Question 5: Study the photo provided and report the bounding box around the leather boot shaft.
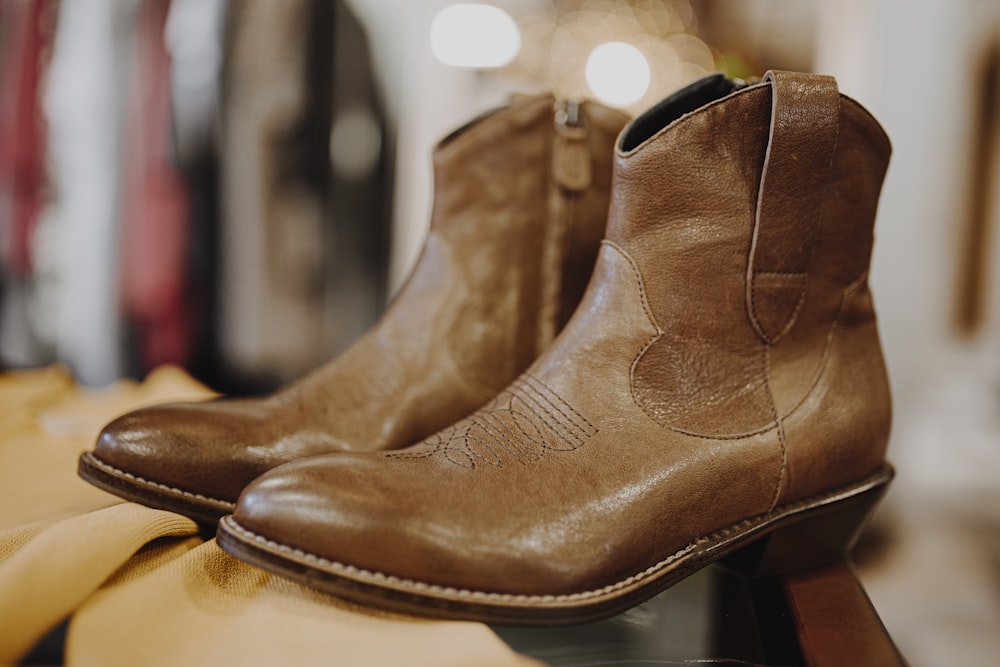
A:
[610,72,892,504]
[289,94,629,448]
[79,94,629,520]
[419,95,625,396]
[220,71,897,623]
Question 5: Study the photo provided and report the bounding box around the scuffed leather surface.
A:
[93,95,629,502]
[234,71,893,597]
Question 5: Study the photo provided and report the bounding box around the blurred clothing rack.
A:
[0,0,393,392]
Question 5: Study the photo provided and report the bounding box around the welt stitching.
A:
[85,455,234,509]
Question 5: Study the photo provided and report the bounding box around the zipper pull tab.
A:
[552,98,591,192]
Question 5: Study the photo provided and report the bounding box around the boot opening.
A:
[620,73,744,152]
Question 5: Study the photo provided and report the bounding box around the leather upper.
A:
[232,71,893,596]
[92,95,629,503]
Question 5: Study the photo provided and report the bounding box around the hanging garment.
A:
[118,0,193,372]
[42,0,134,385]
[0,0,53,277]
[0,0,57,369]
[218,0,391,388]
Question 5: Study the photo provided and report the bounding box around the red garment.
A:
[0,0,55,276]
[119,0,193,370]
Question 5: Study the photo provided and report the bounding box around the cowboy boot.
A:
[218,71,894,625]
[78,94,630,523]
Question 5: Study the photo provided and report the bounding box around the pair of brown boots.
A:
[79,71,894,625]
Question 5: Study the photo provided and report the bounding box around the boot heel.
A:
[721,475,890,578]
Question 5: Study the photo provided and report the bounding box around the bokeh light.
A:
[504,0,715,112]
[585,42,651,106]
[430,3,521,69]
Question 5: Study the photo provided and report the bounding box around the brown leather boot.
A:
[78,95,629,523]
[218,71,895,625]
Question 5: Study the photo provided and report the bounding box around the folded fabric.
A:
[0,365,211,661]
[69,538,538,667]
[0,504,199,663]
[0,365,539,666]
[0,365,215,531]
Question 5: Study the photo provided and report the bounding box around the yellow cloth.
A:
[0,365,212,662]
[0,504,198,663]
[0,365,216,530]
[0,367,539,667]
[70,540,534,667]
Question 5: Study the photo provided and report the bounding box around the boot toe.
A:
[230,453,597,596]
[91,402,264,503]
[94,406,193,481]
[233,455,397,558]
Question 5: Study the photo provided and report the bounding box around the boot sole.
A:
[216,464,893,625]
[77,451,234,525]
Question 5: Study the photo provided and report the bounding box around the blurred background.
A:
[1,0,999,664]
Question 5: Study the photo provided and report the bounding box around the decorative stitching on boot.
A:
[611,236,855,443]
[609,239,779,441]
[386,375,596,468]
[523,373,595,432]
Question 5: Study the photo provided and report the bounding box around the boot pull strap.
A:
[747,70,840,344]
